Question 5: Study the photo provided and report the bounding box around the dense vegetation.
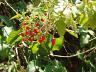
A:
[0,0,96,72]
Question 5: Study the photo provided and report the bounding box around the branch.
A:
[22,41,29,48]
[50,46,96,58]
[5,0,17,13]
[89,37,96,42]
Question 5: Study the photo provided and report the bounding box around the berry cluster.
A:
[20,23,45,43]
[19,13,47,43]
[19,12,56,45]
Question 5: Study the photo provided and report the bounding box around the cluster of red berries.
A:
[19,13,56,45]
[20,21,46,43]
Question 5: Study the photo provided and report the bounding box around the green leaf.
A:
[85,12,96,29]
[51,36,64,51]
[0,44,10,60]
[52,45,60,51]
[6,30,20,44]
[56,17,66,36]
[87,30,95,36]
[0,22,4,27]
[0,15,14,27]
[8,62,16,72]
[44,60,67,72]
[12,36,22,45]
[48,36,64,51]
[10,13,22,20]
[0,35,2,44]
[80,34,90,47]
[66,29,78,38]
[55,36,64,45]
[27,61,35,72]
[77,50,84,60]
[27,61,43,72]
[79,14,89,26]
[31,43,39,54]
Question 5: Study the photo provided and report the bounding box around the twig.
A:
[22,41,29,48]
[4,0,17,13]
[89,37,96,42]
[50,46,96,58]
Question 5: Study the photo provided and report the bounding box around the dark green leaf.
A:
[0,15,14,27]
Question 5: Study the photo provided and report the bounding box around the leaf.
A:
[44,60,67,72]
[56,17,66,36]
[82,0,88,4]
[48,36,64,51]
[77,50,84,60]
[80,34,90,47]
[0,22,4,27]
[79,14,89,26]
[10,12,22,20]
[3,26,13,37]
[50,36,64,51]
[6,30,20,44]
[27,61,35,72]
[52,45,60,51]
[0,15,14,27]
[12,36,22,45]
[27,61,43,72]
[0,35,2,44]
[87,30,95,36]
[31,43,39,54]
[56,36,63,44]
[0,44,10,60]
[8,62,16,72]
[66,29,78,38]
[85,12,96,29]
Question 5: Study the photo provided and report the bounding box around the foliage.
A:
[0,0,96,72]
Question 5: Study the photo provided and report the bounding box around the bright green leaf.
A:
[52,36,64,51]
[31,43,39,54]
[6,30,20,44]
[56,17,66,36]
[79,14,89,26]
[10,13,22,20]
[66,29,78,38]
[55,36,64,45]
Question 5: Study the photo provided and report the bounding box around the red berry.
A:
[22,38,26,42]
[38,39,42,43]
[41,18,45,22]
[34,15,38,18]
[22,21,27,26]
[26,26,30,30]
[41,36,46,41]
[29,38,33,42]
[38,36,46,43]
[44,12,48,16]
[25,37,29,40]
[52,38,56,46]
[30,32,34,36]
[26,30,30,35]
[33,28,39,34]
[21,32,25,36]
[36,23,40,26]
